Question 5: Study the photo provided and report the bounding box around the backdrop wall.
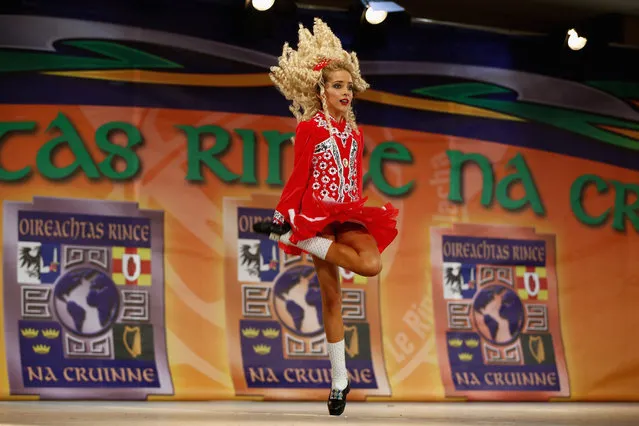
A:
[0,2,638,401]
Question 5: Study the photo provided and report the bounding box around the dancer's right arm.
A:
[272,121,314,226]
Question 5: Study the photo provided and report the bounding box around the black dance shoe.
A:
[252,221,290,236]
[327,381,351,416]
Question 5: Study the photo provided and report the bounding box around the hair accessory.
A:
[313,58,332,71]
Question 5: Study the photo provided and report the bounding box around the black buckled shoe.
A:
[327,381,351,416]
[252,221,291,236]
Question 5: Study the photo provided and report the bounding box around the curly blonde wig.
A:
[270,17,369,132]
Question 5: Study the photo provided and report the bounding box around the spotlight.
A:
[365,6,387,25]
[251,0,274,11]
[567,28,587,50]
[360,1,404,25]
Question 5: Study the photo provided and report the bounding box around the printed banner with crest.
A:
[430,224,570,400]
[2,197,173,399]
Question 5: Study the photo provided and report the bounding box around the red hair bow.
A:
[313,58,332,71]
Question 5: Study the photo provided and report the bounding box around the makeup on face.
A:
[323,69,354,121]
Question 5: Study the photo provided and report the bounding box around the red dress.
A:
[272,112,399,256]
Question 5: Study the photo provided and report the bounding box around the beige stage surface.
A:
[0,401,638,425]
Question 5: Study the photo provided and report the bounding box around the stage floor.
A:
[0,401,638,425]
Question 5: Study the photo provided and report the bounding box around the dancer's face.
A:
[322,69,353,121]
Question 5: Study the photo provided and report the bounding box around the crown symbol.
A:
[448,338,463,347]
[20,328,38,338]
[458,353,473,362]
[262,328,280,339]
[32,344,51,355]
[465,339,479,348]
[42,329,60,339]
[253,344,271,355]
[242,328,260,338]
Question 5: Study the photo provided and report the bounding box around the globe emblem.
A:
[273,265,323,337]
[472,284,524,346]
[53,267,120,338]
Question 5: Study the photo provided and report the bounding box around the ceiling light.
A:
[567,28,587,50]
[251,0,274,12]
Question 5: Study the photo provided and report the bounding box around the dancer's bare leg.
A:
[310,227,351,418]
[279,222,382,277]
[312,255,343,344]
[330,222,382,276]
[309,225,348,392]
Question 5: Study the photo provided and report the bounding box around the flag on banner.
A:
[16,242,61,284]
[515,266,547,300]
[340,268,367,285]
[112,247,151,286]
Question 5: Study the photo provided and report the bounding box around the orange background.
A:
[1,104,638,401]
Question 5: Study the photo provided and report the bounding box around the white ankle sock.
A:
[296,237,333,259]
[327,340,348,391]
[277,231,333,260]
[277,230,293,244]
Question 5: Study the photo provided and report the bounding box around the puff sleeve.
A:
[272,121,314,225]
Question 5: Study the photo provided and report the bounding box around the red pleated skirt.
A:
[280,196,399,256]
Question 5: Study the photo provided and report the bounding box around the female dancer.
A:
[253,18,399,416]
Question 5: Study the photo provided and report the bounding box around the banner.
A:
[4,196,172,398]
[0,11,638,401]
